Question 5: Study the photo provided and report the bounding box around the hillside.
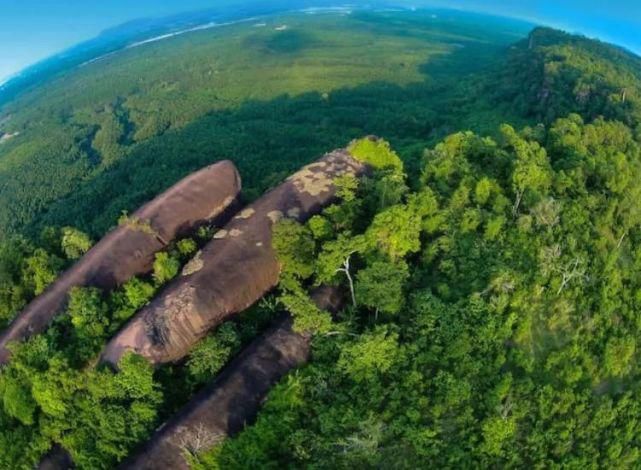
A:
[491,27,641,126]
[204,121,641,469]
[0,8,531,239]
[2,7,641,469]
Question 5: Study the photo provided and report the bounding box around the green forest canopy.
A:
[2,7,641,469]
[0,9,530,239]
[204,118,641,468]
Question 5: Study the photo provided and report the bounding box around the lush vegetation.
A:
[0,9,531,239]
[0,227,93,329]
[201,118,641,467]
[0,231,196,468]
[0,221,292,468]
[2,6,641,469]
[494,27,641,127]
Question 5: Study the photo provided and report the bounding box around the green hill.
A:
[0,9,530,239]
[493,27,641,126]
[3,8,641,469]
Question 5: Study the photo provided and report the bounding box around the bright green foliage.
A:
[272,219,316,282]
[22,248,63,295]
[314,234,364,285]
[307,215,333,242]
[176,238,198,258]
[60,227,93,260]
[481,416,517,456]
[67,287,109,359]
[280,289,333,334]
[186,323,241,387]
[0,229,95,328]
[2,377,37,425]
[117,213,157,236]
[337,326,400,382]
[0,241,183,468]
[333,175,359,202]
[122,277,155,310]
[347,137,404,172]
[152,252,180,285]
[355,260,409,315]
[501,124,552,213]
[108,277,155,325]
[3,13,641,468]
[58,354,162,468]
[206,118,641,468]
[365,205,421,260]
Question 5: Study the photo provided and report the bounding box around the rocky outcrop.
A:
[119,287,342,470]
[101,149,365,366]
[37,445,73,470]
[0,131,19,143]
[120,314,308,469]
[0,161,241,364]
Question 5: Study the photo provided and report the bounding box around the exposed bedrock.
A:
[102,149,365,366]
[0,161,241,364]
[37,445,74,470]
[119,287,342,470]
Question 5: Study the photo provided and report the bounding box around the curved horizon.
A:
[1,0,640,87]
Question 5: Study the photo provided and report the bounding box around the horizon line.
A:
[0,4,639,88]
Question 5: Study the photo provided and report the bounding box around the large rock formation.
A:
[119,287,342,470]
[120,314,308,469]
[102,150,365,366]
[37,445,73,470]
[0,161,241,364]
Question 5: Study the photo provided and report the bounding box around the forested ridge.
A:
[204,120,641,468]
[493,27,641,127]
[2,8,641,468]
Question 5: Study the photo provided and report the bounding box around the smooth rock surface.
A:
[102,149,364,366]
[0,160,241,364]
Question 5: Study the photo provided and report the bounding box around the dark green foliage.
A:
[494,27,641,126]
[203,117,641,467]
[3,9,641,469]
[260,30,317,54]
[0,10,531,240]
[186,323,242,388]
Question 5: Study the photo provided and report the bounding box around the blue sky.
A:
[0,0,640,83]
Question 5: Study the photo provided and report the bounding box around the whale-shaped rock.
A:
[101,149,365,366]
[0,160,241,364]
[119,286,342,470]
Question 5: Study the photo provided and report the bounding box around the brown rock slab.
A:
[120,314,308,470]
[0,160,241,364]
[101,149,365,366]
[119,287,342,470]
[37,445,73,470]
